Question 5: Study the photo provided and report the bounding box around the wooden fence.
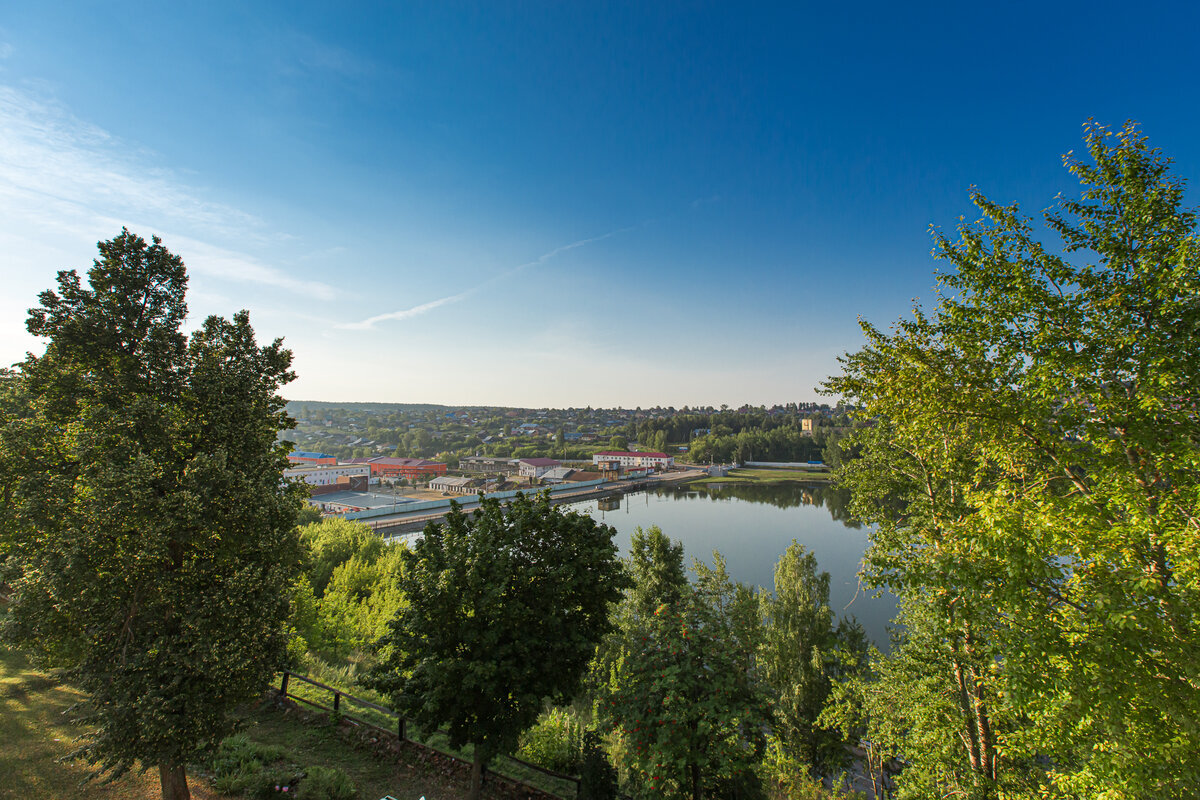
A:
[276,671,582,797]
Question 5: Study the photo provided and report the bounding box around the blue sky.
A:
[2,2,1198,407]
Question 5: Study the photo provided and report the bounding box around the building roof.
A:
[541,467,577,480]
[347,457,444,467]
[430,476,475,487]
[593,450,670,459]
[519,457,561,467]
[289,451,334,460]
[283,464,370,473]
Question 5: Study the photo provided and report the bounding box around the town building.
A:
[284,464,373,494]
[429,476,479,495]
[591,450,675,470]
[518,457,561,479]
[287,450,337,466]
[539,467,578,484]
[347,456,448,481]
[459,456,519,475]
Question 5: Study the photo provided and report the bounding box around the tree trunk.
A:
[690,760,702,800]
[469,748,484,800]
[159,763,190,800]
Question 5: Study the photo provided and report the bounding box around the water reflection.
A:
[569,481,896,649]
[668,482,861,526]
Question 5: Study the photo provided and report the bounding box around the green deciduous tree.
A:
[300,517,383,598]
[759,542,866,781]
[601,583,769,799]
[628,525,689,618]
[0,230,304,800]
[598,530,768,800]
[368,492,628,800]
[826,121,1200,797]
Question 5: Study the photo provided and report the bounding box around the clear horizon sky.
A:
[3,3,1198,408]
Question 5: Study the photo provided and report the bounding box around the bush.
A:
[516,707,585,773]
[296,765,357,800]
[209,735,356,800]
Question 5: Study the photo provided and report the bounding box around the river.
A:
[567,482,897,648]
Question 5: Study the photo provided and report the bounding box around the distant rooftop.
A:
[519,457,561,467]
[308,491,416,510]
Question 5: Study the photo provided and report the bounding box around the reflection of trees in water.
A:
[655,483,861,528]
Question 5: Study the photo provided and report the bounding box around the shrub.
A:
[209,735,355,800]
[516,707,585,773]
[295,765,357,800]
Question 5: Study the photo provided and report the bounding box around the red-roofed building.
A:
[592,450,674,470]
[348,456,447,480]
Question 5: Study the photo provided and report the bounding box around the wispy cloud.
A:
[0,84,336,300]
[338,227,633,331]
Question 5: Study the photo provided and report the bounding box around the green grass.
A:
[0,645,565,800]
[278,670,578,798]
[0,646,228,800]
[688,466,833,485]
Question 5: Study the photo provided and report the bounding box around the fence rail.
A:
[276,671,581,797]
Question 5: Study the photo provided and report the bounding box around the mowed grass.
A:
[689,466,833,485]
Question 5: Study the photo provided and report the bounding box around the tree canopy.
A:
[0,230,304,800]
[368,492,628,800]
[826,121,1200,797]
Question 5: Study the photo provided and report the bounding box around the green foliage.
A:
[209,735,355,800]
[295,506,323,528]
[368,492,629,799]
[210,734,303,798]
[599,535,768,800]
[627,526,689,618]
[300,518,383,598]
[0,230,304,796]
[578,730,620,800]
[759,542,866,778]
[688,427,823,465]
[292,519,407,661]
[516,706,586,773]
[825,121,1200,797]
[295,765,357,800]
[601,591,769,799]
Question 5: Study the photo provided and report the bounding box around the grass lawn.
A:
[1,645,554,800]
[688,466,833,485]
[0,647,227,800]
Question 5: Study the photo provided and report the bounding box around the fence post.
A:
[398,716,406,741]
[279,672,290,698]
[333,691,341,713]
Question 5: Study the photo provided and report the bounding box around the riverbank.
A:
[686,466,834,485]
[368,468,708,538]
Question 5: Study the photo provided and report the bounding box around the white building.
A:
[284,463,372,487]
[518,457,561,479]
[591,450,674,470]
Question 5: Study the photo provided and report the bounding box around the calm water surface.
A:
[568,483,897,648]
